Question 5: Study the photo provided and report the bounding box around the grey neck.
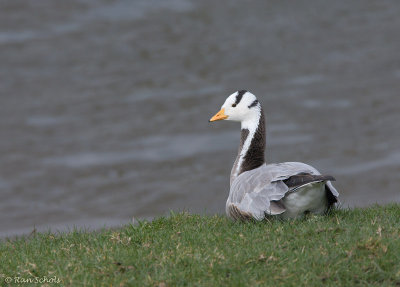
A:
[230,109,266,185]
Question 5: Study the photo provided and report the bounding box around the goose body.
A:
[209,90,339,221]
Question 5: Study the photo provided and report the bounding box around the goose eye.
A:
[232,103,237,107]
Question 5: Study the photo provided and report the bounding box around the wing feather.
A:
[226,162,339,221]
[283,174,336,189]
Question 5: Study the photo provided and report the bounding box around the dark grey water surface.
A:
[1,1,400,237]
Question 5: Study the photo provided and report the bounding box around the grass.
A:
[1,204,400,286]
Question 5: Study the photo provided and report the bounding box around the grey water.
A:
[1,0,400,237]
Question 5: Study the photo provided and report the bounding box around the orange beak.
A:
[209,108,228,122]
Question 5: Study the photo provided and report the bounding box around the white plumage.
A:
[209,90,339,220]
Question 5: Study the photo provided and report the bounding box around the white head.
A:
[209,90,261,128]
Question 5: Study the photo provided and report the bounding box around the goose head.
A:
[209,90,265,181]
[209,90,261,128]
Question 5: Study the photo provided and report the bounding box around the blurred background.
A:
[1,0,399,237]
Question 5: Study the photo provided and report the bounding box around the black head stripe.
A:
[235,90,247,105]
[248,99,258,109]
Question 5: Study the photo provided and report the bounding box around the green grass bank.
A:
[1,204,400,286]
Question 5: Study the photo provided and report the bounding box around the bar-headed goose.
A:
[209,90,339,220]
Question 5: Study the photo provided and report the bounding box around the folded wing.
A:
[226,162,339,220]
